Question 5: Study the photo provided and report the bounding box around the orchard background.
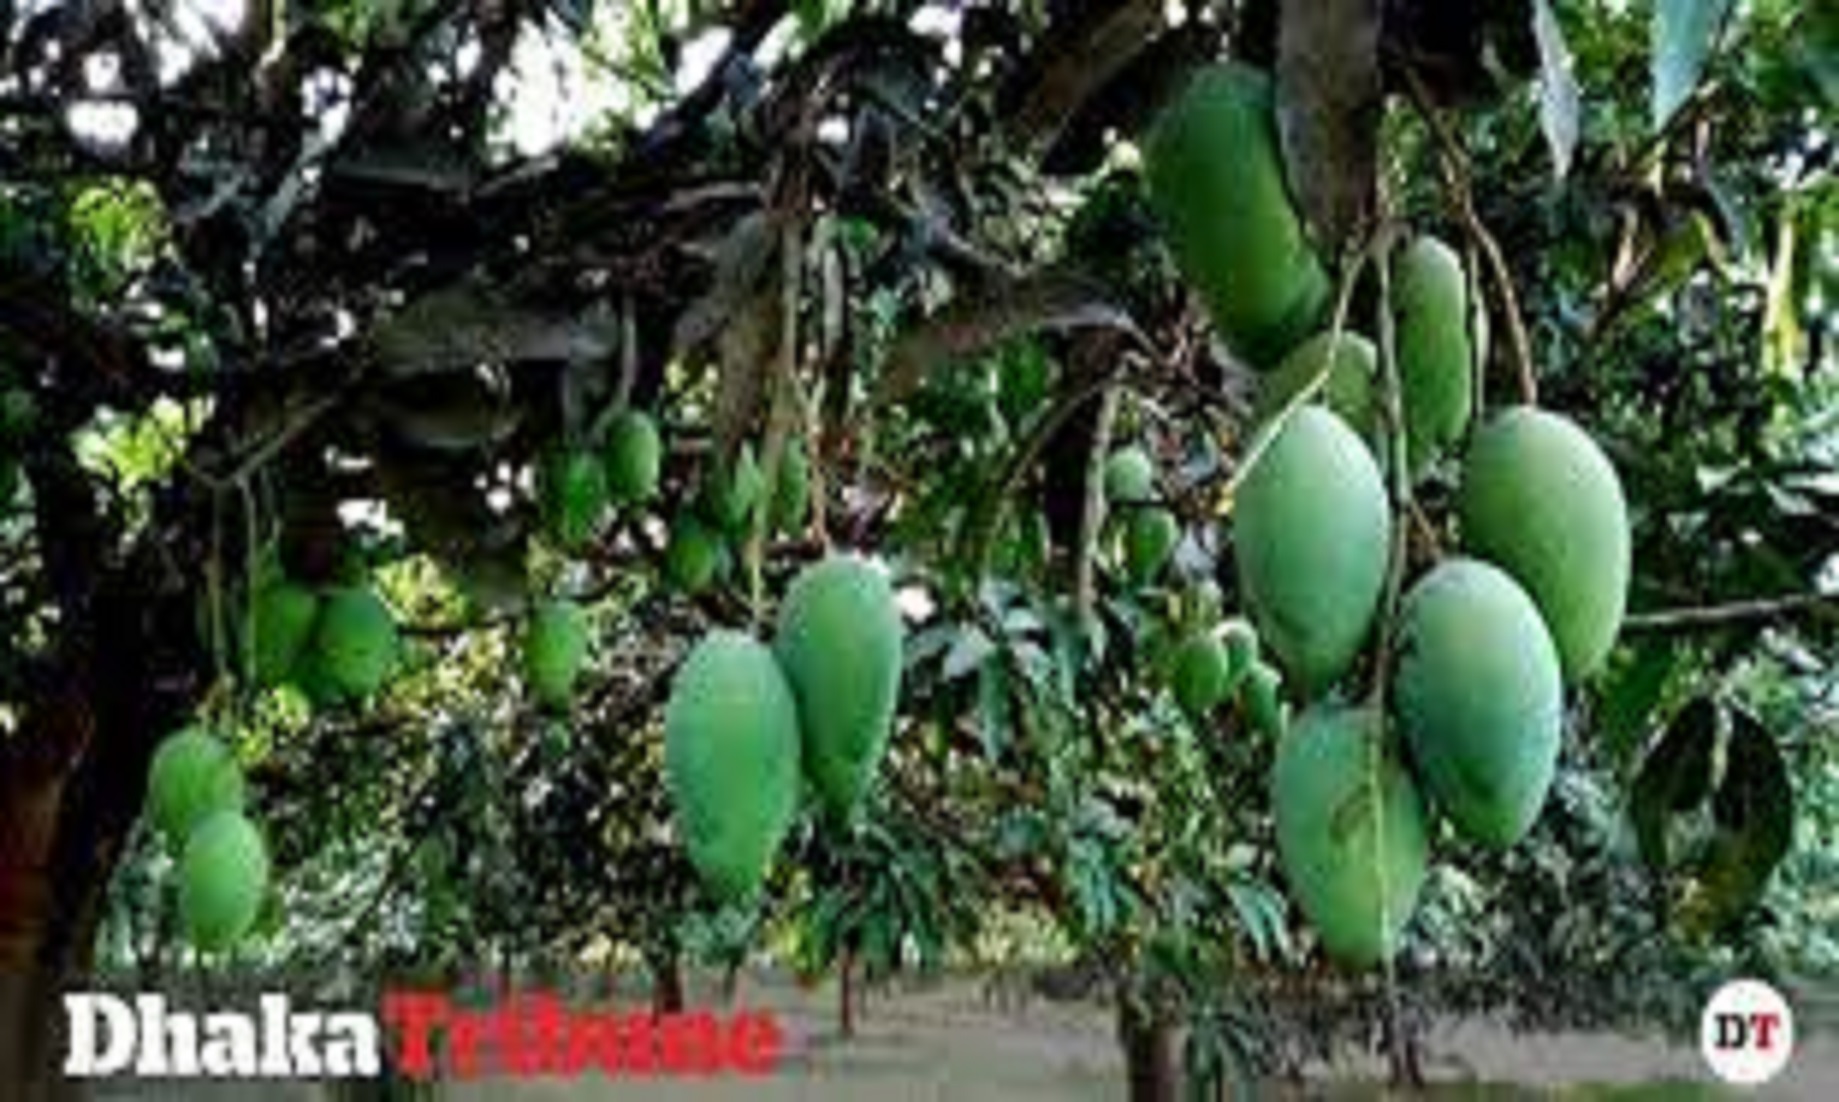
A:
[0,0,1834,1099]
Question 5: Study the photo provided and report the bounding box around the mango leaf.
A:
[368,287,619,377]
[1276,0,1381,255]
[976,654,1013,760]
[1794,2,1839,108]
[1596,640,1680,767]
[549,0,595,36]
[943,624,997,681]
[1652,0,1733,133]
[1630,696,1719,869]
[1532,0,1581,180]
[376,375,522,453]
[1682,706,1793,934]
[873,269,1142,407]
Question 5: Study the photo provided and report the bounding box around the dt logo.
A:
[1701,978,1795,1087]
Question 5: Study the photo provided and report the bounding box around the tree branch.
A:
[1622,593,1839,635]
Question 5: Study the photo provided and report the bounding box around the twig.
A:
[1362,219,1412,1086]
[1623,593,1839,634]
[1075,385,1121,625]
[1402,68,1538,407]
[1218,227,1379,510]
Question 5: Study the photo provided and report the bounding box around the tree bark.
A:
[1117,991,1179,1102]
[838,946,857,1039]
[0,506,208,1097]
[650,950,686,1014]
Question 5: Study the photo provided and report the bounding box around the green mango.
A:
[147,727,246,844]
[664,631,802,901]
[1233,406,1390,695]
[1144,63,1331,367]
[178,810,270,952]
[524,599,590,710]
[1457,407,1631,683]
[603,410,663,506]
[773,555,904,823]
[1395,558,1563,848]
[1274,706,1429,967]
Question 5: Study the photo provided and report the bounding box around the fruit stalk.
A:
[1400,68,1538,407]
[1219,226,1373,508]
[1367,220,1412,1058]
[1367,224,1417,709]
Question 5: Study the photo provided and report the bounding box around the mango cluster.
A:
[663,554,903,901]
[244,565,402,711]
[1102,445,1182,587]
[535,409,664,553]
[662,438,811,597]
[145,727,270,953]
[1242,399,1628,967]
[1146,63,1631,966]
[1168,614,1288,743]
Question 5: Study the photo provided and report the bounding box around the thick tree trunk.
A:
[1,241,213,1102]
[1117,992,1179,1102]
[0,556,207,1097]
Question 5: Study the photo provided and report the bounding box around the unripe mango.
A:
[705,444,765,535]
[178,809,270,952]
[524,599,590,710]
[771,441,810,535]
[1171,631,1234,718]
[1125,508,1180,585]
[1242,660,1288,741]
[664,631,802,901]
[603,410,662,506]
[665,516,728,594]
[1395,558,1563,848]
[147,727,245,844]
[1255,330,1378,437]
[1393,236,1476,478]
[1457,407,1630,682]
[774,555,904,822]
[1233,407,1390,695]
[1103,446,1156,505]
[245,581,319,689]
[1274,706,1429,967]
[1145,64,1331,367]
[538,446,609,550]
[311,585,400,702]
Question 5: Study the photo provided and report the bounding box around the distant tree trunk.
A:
[721,956,742,1006]
[1117,991,1179,1102]
[650,949,685,1013]
[838,945,857,1039]
[1383,987,1425,1088]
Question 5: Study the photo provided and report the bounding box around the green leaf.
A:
[976,655,1012,760]
[1597,641,1681,766]
[943,625,997,681]
[1630,696,1719,869]
[1532,0,1581,180]
[1653,0,1733,132]
[873,269,1142,407]
[1684,706,1794,934]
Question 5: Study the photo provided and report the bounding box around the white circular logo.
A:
[1701,978,1795,1087]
